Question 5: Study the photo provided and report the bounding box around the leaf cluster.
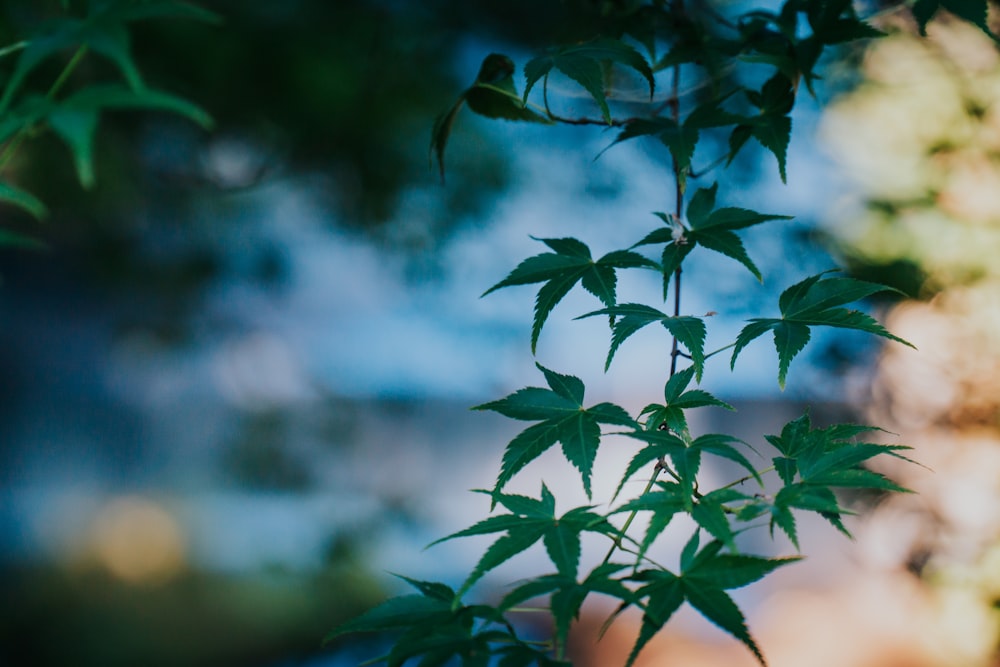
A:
[0,1,218,245]
[332,0,966,664]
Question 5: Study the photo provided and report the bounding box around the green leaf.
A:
[577,304,706,379]
[501,563,632,653]
[538,361,586,404]
[466,54,550,122]
[82,19,144,90]
[671,445,702,510]
[627,572,684,667]
[0,228,46,249]
[612,430,686,501]
[692,434,762,485]
[659,242,695,297]
[773,456,798,485]
[696,227,762,282]
[476,369,635,496]
[751,114,791,183]
[476,387,579,421]
[434,485,617,597]
[544,521,583,581]
[692,496,735,550]
[807,468,910,493]
[798,443,912,481]
[431,53,551,180]
[612,118,699,181]
[325,594,451,641]
[773,321,811,389]
[700,206,793,230]
[686,184,718,228]
[556,411,603,499]
[48,107,99,189]
[461,526,549,598]
[663,366,695,403]
[732,273,913,388]
[762,413,914,542]
[726,75,796,181]
[616,482,688,560]
[0,19,82,114]
[682,583,765,664]
[0,181,48,220]
[641,541,799,665]
[483,238,656,353]
[392,574,457,603]
[679,528,701,572]
[430,98,465,182]
[490,422,560,497]
[633,188,788,290]
[62,84,213,128]
[0,3,219,115]
[524,38,654,124]
[685,552,800,589]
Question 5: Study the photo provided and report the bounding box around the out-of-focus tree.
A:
[822,12,1000,666]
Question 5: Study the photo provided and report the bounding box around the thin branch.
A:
[602,466,663,564]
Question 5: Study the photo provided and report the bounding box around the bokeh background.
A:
[0,2,998,666]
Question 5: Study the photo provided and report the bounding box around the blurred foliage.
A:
[822,15,1000,297]
[0,0,756,338]
[821,12,1000,666]
[0,562,383,667]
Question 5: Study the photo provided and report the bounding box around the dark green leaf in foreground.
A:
[0,2,219,115]
[731,272,914,388]
[483,237,658,352]
[0,181,48,220]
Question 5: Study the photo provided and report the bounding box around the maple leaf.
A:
[499,562,635,651]
[731,271,914,388]
[429,484,621,599]
[639,366,735,436]
[743,412,915,547]
[577,304,707,379]
[524,37,654,124]
[431,53,552,181]
[475,364,636,497]
[483,237,658,353]
[633,183,791,295]
[626,539,798,666]
[325,575,523,667]
[728,73,795,181]
[609,95,742,190]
